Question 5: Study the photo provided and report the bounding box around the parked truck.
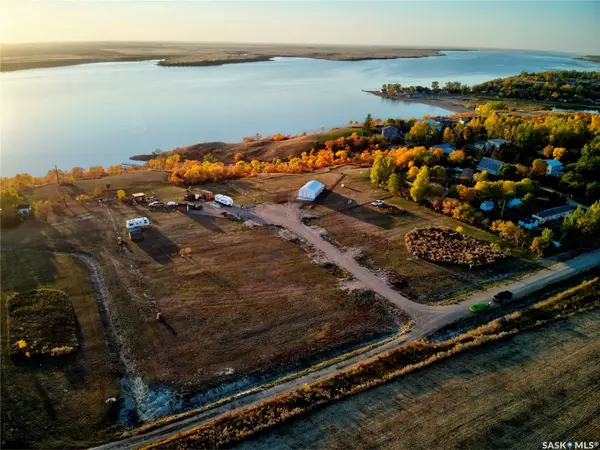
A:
[215,194,233,207]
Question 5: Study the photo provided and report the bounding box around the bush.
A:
[405,227,507,266]
[7,289,78,357]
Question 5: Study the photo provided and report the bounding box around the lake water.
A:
[1,50,597,176]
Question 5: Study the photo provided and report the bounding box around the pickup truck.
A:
[493,290,513,303]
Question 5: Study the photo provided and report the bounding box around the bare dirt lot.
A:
[237,307,600,450]
[1,42,446,72]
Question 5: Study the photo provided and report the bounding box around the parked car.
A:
[493,290,513,303]
[469,302,490,313]
[148,201,164,208]
[185,202,203,210]
[371,200,385,206]
[167,201,177,207]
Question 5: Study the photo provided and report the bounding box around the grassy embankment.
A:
[0,251,120,448]
[144,275,600,449]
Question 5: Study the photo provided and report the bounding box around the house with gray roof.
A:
[431,143,456,154]
[476,157,505,176]
[532,205,574,224]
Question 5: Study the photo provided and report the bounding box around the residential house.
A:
[507,198,522,209]
[431,143,456,154]
[486,138,508,151]
[460,168,474,183]
[518,216,540,230]
[473,140,488,152]
[17,204,31,216]
[545,160,564,177]
[532,205,575,224]
[458,116,474,125]
[382,125,401,142]
[427,118,443,131]
[476,157,505,176]
[480,201,495,212]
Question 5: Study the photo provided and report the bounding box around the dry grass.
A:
[1,42,443,72]
[0,251,120,448]
[108,207,399,391]
[145,277,599,449]
[241,303,600,450]
[5,170,402,395]
[309,170,536,303]
[7,289,78,357]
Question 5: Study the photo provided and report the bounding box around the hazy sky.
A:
[2,1,599,54]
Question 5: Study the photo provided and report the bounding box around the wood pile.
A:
[405,227,507,266]
[376,204,404,215]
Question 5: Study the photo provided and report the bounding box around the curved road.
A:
[95,203,600,449]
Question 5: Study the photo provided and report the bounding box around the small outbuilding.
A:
[480,201,495,212]
[382,125,401,141]
[545,160,564,177]
[298,180,325,201]
[17,204,32,216]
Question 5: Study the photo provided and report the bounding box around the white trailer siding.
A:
[126,217,151,230]
[215,194,233,206]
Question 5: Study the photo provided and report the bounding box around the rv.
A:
[126,217,151,230]
[215,194,233,207]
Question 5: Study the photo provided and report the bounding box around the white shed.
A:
[298,180,325,201]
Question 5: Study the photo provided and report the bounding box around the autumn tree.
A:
[410,166,430,203]
[362,113,374,136]
[93,187,103,198]
[431,80,439,92]
[531,228,553,256]
[543,144,554,158]
[370,155,395,186]
[234,152,245,163]
[553,147,566,160]
[406,121,435,144]
[448,150,465,164]
[442,127,455,144]
[531,159,548,176]
[75,194,91,205]
[387,172,405,195]
[0,188,23,213]
[117,190,126,200]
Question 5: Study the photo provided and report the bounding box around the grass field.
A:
[306,168,537,303]
[4,170,402,397]
[0,251,120,448]
[238,307,600,450]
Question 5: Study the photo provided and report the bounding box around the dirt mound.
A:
[405,227,507,266]
[131,136,318,164]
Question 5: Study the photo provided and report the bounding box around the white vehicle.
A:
[214,194,233,207]
[371,200,385,206]
[167,201,177,207]
[126,217,151,230]
[148,201,163,208]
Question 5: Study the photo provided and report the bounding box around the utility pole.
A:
[501,198,507,219]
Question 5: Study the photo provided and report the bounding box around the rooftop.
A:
[545,160,564,167]
[533,205,575,218]
[477,157,505,173]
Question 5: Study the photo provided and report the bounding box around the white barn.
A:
[298,180,325,201]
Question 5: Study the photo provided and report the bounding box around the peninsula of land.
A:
[1,42,451,72]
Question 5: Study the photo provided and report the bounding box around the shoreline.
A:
[365,90,473,114]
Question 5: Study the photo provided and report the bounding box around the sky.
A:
[1,1,599,54]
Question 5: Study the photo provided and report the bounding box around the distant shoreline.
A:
[575,55,600,64]
[1,42,454,72]
[365,90,472,114]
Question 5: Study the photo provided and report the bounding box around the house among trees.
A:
[431,143,456,154]
[507,198,522,208]
[518,216,540,230]
[532,205,575,224]
[473,140,488,151]
[17,204,31,216]
[460,168,474,183]
[545,160,564,177]
[486,138,509,150]
[480,201,495,212]
[382,125,401,142]
[476,157,505,176]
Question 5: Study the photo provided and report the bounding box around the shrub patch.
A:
[7,289,78,357]
[405,227,507,266]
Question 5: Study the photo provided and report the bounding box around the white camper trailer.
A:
[214,194,233,207]
[125,217,151,230]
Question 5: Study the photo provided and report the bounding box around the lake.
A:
[1,50,597,176]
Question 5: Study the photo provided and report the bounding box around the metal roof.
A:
[533,205,574,218]
[545,160,564,167]
[477,157,505,173]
